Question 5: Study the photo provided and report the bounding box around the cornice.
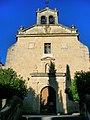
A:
[16,33,79,38]
[30,72,66,77]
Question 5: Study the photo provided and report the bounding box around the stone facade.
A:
[6,7,90,114]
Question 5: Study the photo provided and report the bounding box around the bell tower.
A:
[36,7,58,25]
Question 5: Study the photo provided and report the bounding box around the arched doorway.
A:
[40,86,56,114]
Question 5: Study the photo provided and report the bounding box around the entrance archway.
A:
[40,86,56,114]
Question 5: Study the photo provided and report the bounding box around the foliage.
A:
[66,71,90,102]
[0,67,27,99]
[65,80,79,101]
[74,71,90,98]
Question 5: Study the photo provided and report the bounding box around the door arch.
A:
[40,86,56,114]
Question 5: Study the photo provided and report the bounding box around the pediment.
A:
[17,24,77,35]
[36,7,58,14]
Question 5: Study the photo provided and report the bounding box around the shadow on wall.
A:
[40,61,64,114]
[23,87,39,114]
[48,61,58,114]
[59,90,64,114]
[40,61,58,114]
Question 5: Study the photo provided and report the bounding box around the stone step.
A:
[22,115,86,120]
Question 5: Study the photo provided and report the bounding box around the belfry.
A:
[6,7,90,114]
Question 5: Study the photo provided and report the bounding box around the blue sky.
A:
[0,0,90,64]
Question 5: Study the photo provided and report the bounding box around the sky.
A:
[0,0,90,64]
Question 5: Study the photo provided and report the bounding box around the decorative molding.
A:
[16,33,79,38]
[30,72,66,77]
[44,25,51,33]
[41,56,55,61]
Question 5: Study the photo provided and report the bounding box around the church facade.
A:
[6,7,90,114]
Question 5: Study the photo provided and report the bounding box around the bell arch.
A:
[49,15,55,24]
[41,16,47,24]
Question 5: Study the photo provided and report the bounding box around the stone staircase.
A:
[22,115,86,120]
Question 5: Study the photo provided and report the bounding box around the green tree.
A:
[66,71,90,102]
[0,67,27,99]
[74,71,90,99]
[65,79,79,101]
